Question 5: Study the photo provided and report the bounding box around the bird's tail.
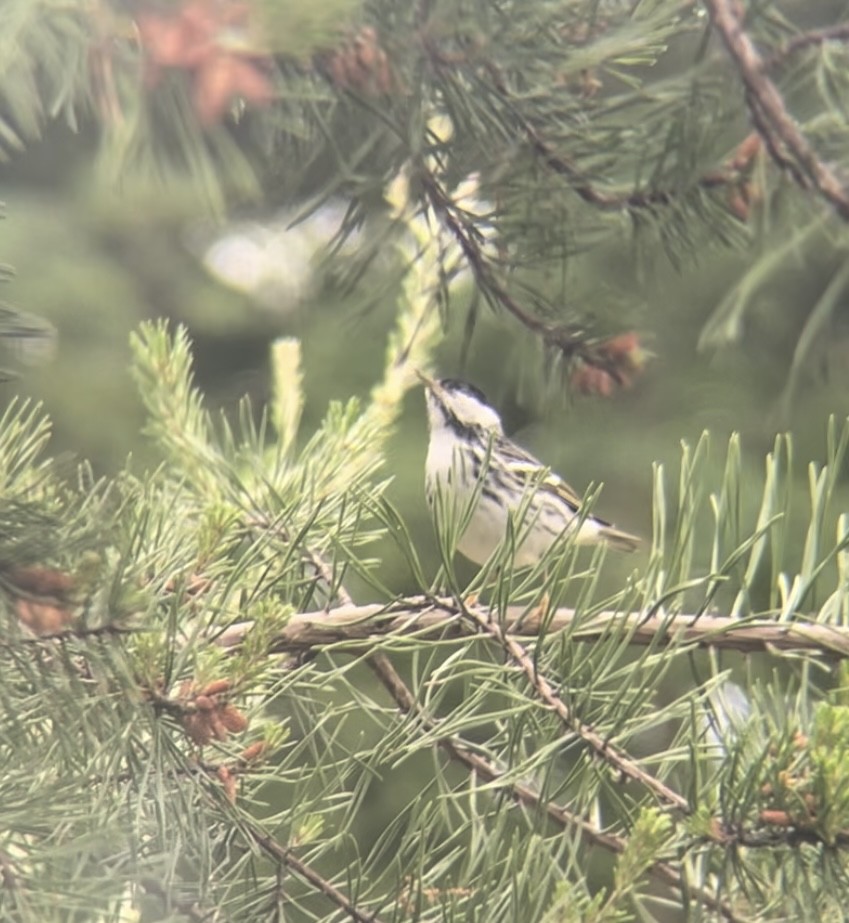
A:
[598,525,640,552]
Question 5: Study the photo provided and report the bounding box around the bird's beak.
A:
[415,369,437,391]
[415,371,450,410]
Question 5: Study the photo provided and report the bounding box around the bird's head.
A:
[416,372,503,436]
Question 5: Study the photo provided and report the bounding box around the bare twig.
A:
[363,636,738,920]
[462,605,691,813]
[480,59,741,212]
[418,170,553,340]
[0,622,143,645]
[242,823,383,923]
[214,596,849,660]
[765,22,849,68]
[704,0,849,219]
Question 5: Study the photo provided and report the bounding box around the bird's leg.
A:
[463,566,502,623]
[513,570,550,633]
[532,587,551,628]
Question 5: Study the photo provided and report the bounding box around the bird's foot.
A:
[524,590,550,630]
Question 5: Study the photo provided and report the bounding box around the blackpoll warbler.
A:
[419,374,639,566]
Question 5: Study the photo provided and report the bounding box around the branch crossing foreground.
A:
[215,596,849,660]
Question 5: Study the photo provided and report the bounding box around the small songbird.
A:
[419,373,639,567]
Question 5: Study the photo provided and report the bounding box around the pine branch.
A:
[347,548,726,913]
[214,597,849,660]
[418,168,566,345]
[282,515,736,920]
[766,21,849,67]
[462,605,691,814]
[475,59,741,213]
[417,156,689,384]
[363,627,738,921]
[522,117,739,212]
[704,0,849,219]
[240,821,384,923]
[359,607,648,911]
[0,623,141,645]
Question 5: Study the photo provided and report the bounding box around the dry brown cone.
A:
[175,678,250,746]
[239,740,267,763]
[164,572,213,596]
[319,25,394,95]
[570,332,651,397]
[136,0,274,125]
[725,132,764,222]
[6,565,77,635]
[216,764,239,804]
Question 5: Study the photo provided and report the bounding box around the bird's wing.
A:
[496,436,589,516]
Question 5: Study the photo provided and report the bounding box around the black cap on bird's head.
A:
[416,371,503,435]
[436,378,490,404]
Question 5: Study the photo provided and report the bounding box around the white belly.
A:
[425,433,600,567]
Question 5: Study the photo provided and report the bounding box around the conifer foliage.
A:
[5,0,849,373]
[0,245,848,921]
[5,1,849,921]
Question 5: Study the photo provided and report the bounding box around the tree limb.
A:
[477,60,741,213]
[704,0,849,219]
[462,605,691,813]
[418,169,553,340]
[214,596,849,660]
[423,35,743,215]
[766,22,849,68]
[241,823,384,923]
[362,632,738,920]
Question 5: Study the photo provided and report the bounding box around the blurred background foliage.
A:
[1,0,849,596]
[5,1,849,916]
[1,154,848,602]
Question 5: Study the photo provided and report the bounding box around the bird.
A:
[418,373,639,567]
